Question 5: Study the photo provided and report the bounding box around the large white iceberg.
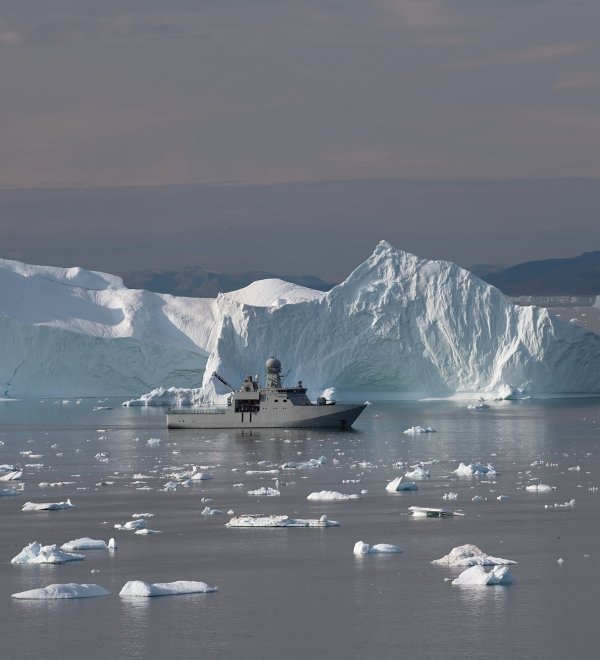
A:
[11,541,85,564]
[12,583,110,599]
[2,242,600,398]
[451,565,515,586]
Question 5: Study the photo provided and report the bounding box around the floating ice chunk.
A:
[201,506,224,516]
[495,384,529,400]
[1,488,21,497]
[11,541,85,564]
[404,466,430,479]
[146,438,161,447]
[226,514,340,527]
[135,529,162,534]
[386,477,418,492]
[408,506,463,518]
[452,565,515,586]
[306,491,360,501]
[353,541,401,555]
[0,470,22,481]
[12,583,110,599]
[61,538,109,551]
[525,484,556,492]
[545,499,576,509]
[245,469,279,475]
[432,544,516,567]
[22,499,74,511]
[108,537,116,550]
[443,492,458,500]
[281,456,326,470]
[497,495,510,501]
[453,463,497,477]
[119,580,217,597]
[132,512,155,518]
[115,519,147,530]
[247,487,280,497]
[404,426,437,434]
[557,558,564,564]
[190,471,213,481]
[471,495,487,502]
[467,398,490,410]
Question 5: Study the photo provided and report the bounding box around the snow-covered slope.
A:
[1,243,600,398]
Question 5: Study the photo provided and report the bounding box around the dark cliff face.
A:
[479,251,600,296]
[120,267,335,298]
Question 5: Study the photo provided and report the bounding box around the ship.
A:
[166,357,366,429]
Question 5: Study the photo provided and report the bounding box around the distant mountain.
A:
[480,252,600,296]
[120,267,335,298]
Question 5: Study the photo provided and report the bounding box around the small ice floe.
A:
[471,495,488,502]
[497,495,510,502]
[22,499,74,511]
[146,438,162,447]
[306,491,360,501]
[11,542,85,565]
[467,398,490,411]
[453,463,497,477]
[114,519,147,531]
[545,499,576,509]
[61,538,112,551]
[568,466,581,472]
[404,465,430,480]
[201,506,224,516]
[408,506,464,518]
[525,484,556,493]
[119,580,217,597]
[557,557,565,564]
[1,488,21,497]
[93,406,113,411]
[190,471,214,481]
[0,470,23,481]
[404,426,437,435]
[245,469,279,475]
[12,583,110,599]
[226,514,339,527]
[247,487,280,497]
[432,544,516,567]
[135,529,162,534]
[451,565,515,586]
[353,541,401,555]
[442,492,458,501]
[281,456,326,470]
[132,512,155,519]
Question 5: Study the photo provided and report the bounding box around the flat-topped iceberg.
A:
[61,537,113,551]
[432,544,516,567]
[119,580,217,597]
[11,541,85,564]
[22,499,74,511]
[452,565,515,586]
[12,583,110,599]
[226,514,339,527]
[307,491,360,502]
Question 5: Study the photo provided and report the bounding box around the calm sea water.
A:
[2,397,600,660]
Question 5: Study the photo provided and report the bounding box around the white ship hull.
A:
[167,403,366,429]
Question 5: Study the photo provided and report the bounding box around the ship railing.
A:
[166,407,227,415]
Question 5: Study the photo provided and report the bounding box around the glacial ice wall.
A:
[1,243,600,398]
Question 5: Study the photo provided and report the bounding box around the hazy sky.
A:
[1,0,599,277]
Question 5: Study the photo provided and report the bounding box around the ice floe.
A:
[451,565,515,586]
[11,541,85,564]
[385,477,419,492]
[353,541,401,555]
[432,544,516,567]
[525,483,556,492]
[404,466,430,479]
[61,538,112,551]
[12,583,110,599]
[404,426,437,434]
[119,580,217,597]
[0,470,23,481]
[281,456,326,470]
[408,506,463,517]
[1,488,21,497]
[453,463,497,477]
[226,514,339,527]
[22,499,74,511]
[247,487,280,497]
[306,491,360,501]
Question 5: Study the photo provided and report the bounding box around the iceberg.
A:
[12,583,110,599]
[226,514,339,527]
[306,491,361,501]
[22,499,74,511]
[451,565,515,586]
[385,477,418,492]
[61,538,110,551]
[432,544,516,567]
[2,242,600,398]
[353,541,401,555]
[119,580,217,597]
[453,463,497,477]
[11,541,85,564]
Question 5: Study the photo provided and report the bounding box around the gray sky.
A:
[1,1,599,277]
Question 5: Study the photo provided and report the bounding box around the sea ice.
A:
[451,565,515,586]
[404,466,430,479]
[0,470,23,481]
[525,484,555,492]
[353,541,401,555]
[385,477,419,492]
[432,544,516,567]
[404,426,437,434]
[1,488,21,497]
[119,580,217,597]
[306,491,360,501]
[408,506,463,518]
[247,487,280,496]
[12,583,110,599]
[61,538,110,551]
[22,499,74,511]
[453,463,498,477]
[226,514,339,527]
[280,456,326,469]
[11,541,85,564]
